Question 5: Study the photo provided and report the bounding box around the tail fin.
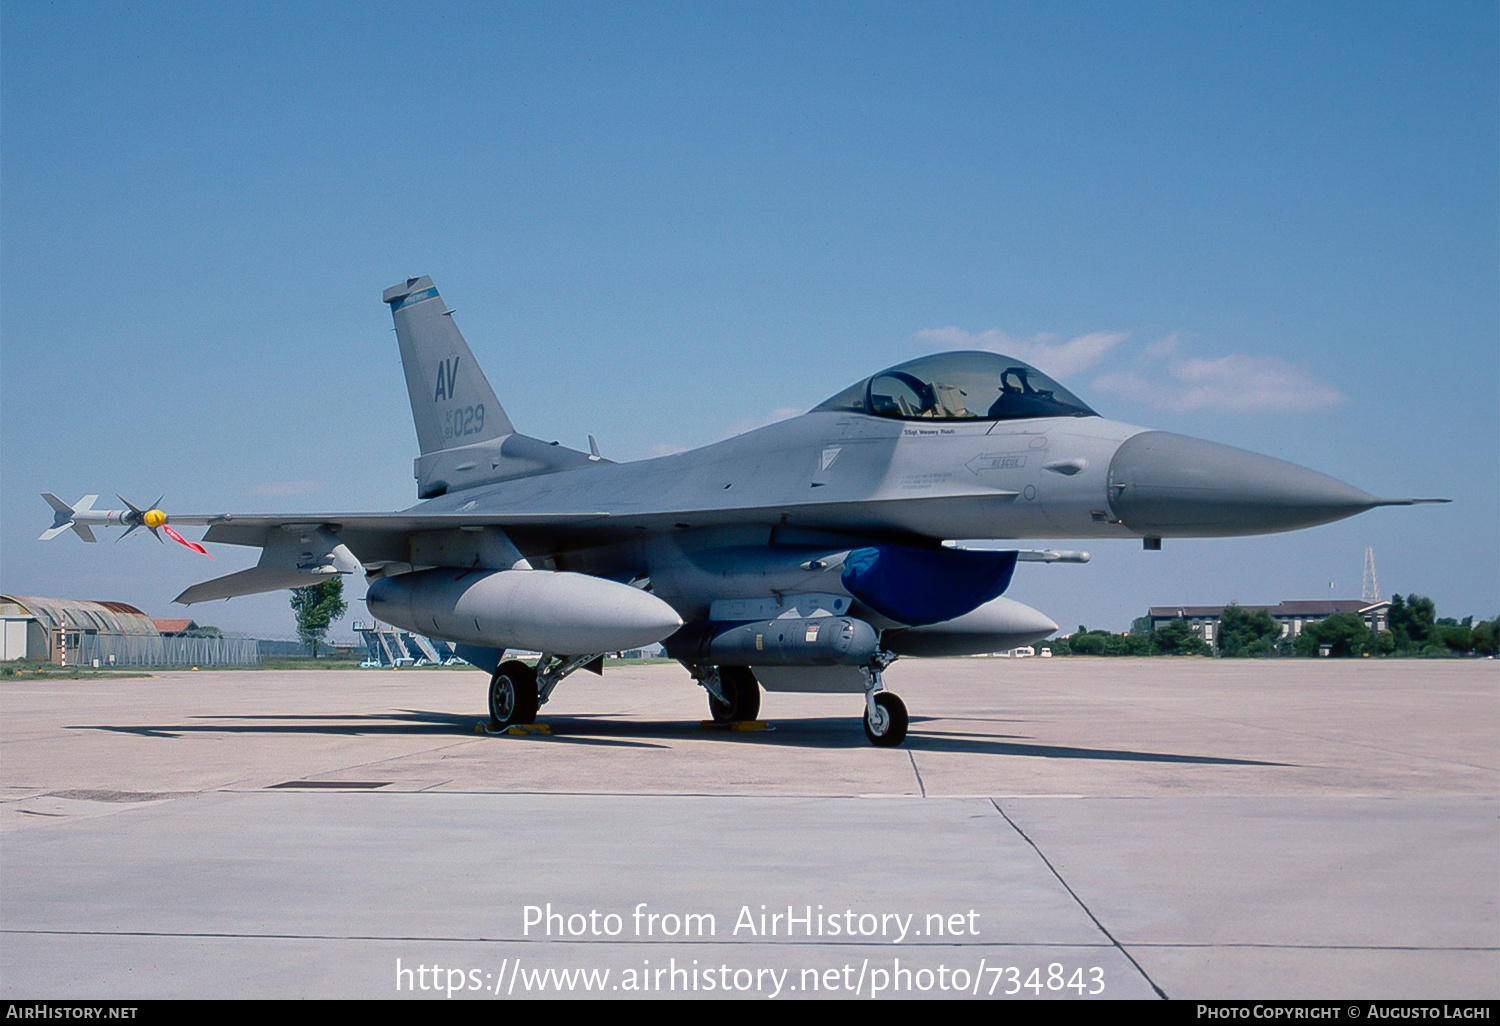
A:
[384,277,596,498]
[39,493,97,542]
[384,276,515,455]
[42,492,76,516]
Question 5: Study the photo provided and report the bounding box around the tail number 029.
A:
[444,404,485,440]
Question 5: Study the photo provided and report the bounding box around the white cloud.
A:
[244,480,325,498]
[914,323,1346,414]
[1140,332,1181,361]
[1093,353,1347,413]
[912,327,1128,378]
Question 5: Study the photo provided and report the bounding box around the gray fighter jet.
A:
[42,277,1445,745]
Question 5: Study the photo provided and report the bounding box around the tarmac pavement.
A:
[1,657,1494,1000]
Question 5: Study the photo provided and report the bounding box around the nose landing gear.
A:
[861,656,907,747]
[863,691,909,747]
[686,655,908,745]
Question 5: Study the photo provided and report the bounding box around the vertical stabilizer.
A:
[384,277,514,455]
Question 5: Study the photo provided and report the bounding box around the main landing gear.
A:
[487,652,603,731]
[704,665,761,723]
[488,660,538,729]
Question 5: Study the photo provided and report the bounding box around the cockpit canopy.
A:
[813,351,1097,422]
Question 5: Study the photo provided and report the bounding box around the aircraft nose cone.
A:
[1107,431,1380,537]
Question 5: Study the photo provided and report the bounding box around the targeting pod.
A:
[665,616,881,667]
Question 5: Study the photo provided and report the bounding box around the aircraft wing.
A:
[76,493,1022,605]
[152,511,608,605]
[185,491,1020,550]
[191,511,611,546]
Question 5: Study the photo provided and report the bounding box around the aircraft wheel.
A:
[724,666,760,721]
[863,692,908,747]
[489,660,539,729]
[708,666,760,723]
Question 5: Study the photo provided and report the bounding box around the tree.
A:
[1388,593,1436,654]
[289,577,348,658]
[1102,631,1149,656]
[1473,617,1499,657]
[1295,612,1370,657]
[1152,618,1208,655]
[1437,623,1473,654]
[1217,604,1281,657]
[1068,632,1106,655]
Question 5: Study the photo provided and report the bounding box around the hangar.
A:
[0,594,257,666]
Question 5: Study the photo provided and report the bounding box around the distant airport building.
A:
[151,618,207,636]
[1146,599,1392,647]
[0,594,258,667]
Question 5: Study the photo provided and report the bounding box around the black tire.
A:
[723,666,760,721]
[863,692,908,747]
[489,660,539,729]
[707,666,760,723]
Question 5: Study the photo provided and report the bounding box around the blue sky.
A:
[2,1,1495,638]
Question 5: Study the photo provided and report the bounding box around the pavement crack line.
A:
[907,751,927,797]
[292,736,491,780]
[990,797,1168,1001]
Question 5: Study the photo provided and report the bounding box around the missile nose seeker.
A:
[366,569,683,653]
[1106,431,1389,538]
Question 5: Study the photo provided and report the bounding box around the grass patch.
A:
[3,660,152,680]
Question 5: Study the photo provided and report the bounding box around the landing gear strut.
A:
[706,665,761,723]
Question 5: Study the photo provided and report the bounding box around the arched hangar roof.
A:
[0,595,160,636]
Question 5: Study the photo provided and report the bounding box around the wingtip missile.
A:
[38,492,211,556]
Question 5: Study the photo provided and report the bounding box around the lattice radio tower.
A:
[1361,547,1380,603]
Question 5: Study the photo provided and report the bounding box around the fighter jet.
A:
[41,277,1445,745]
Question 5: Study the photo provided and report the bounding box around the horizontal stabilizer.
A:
[176,567,339,605]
